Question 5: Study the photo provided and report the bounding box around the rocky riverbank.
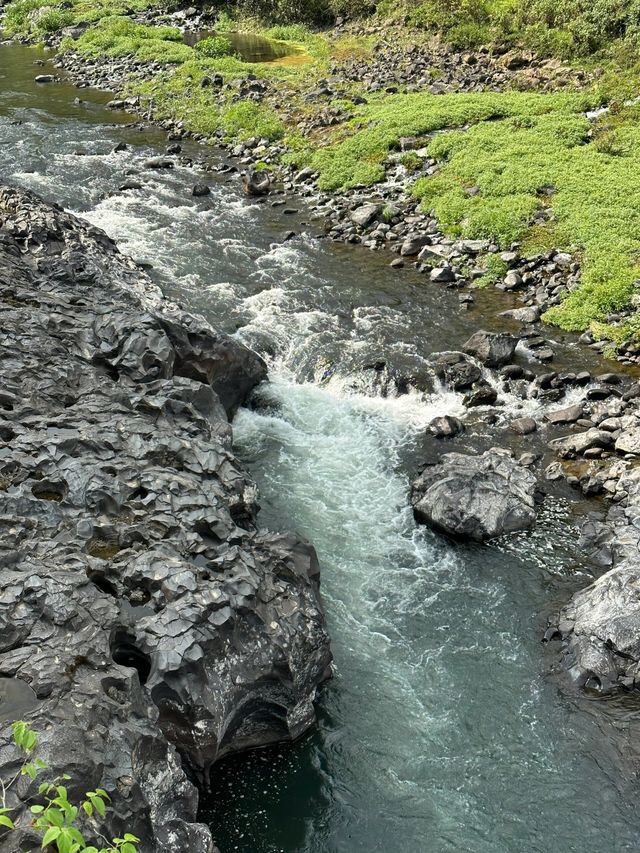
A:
[0,185,331,851]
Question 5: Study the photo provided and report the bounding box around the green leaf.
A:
[25,730,38,752]
[91,797,106,818]
[42,825,61,846]
[0,815,15,829]
[82,801,93,818]
[94,789,110,801]
[121,843,137,853]
[47,808,64,827]
[22,763,37,780]
[123,836,139,843]
[30,805,45,814]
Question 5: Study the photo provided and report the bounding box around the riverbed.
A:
[2,43,640,853]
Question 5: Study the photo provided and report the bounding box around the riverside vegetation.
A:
[4,0,640,344]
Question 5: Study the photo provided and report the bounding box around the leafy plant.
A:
[0,722,139,853]
[193,35,234,58]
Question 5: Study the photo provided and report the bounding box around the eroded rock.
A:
[0,186,331,852]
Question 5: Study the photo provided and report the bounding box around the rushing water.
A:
[2,44,640,853]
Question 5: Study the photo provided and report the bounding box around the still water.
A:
[2,44,640,853]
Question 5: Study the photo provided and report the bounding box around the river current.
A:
[2,44,640,853]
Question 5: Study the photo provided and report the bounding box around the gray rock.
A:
[350,203,380,228]
[549,428,614,457]
[510,417,537,435]
[615,427,640,455]
[400,234,431,257]
[144,157,174,169]
[430,266,455,283]
[463,329,518,367]
[0,186,331,853]
[545,404,583,425]
[499,306,541,324]
[192,183,211,197]
[243,170,270,196]
[411,448,537,541]
[428,414,464,438]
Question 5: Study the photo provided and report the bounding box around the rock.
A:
[192,183,211,197]
[499,306,541,324]
[464,384,498,407]
[615,428,640,455]
[144,157,174,169]
[503,270,523,289]
[434,353,482,390]
[0,186,331,853]
[411,448,537,541]
[510,417,537,435]
[558,561,640,691]
[545,404,583,425]
[428,415,464,438]
[400,234,431,257]
[549,428,615,457]
[34,74,55,83]
[430,266,455,283]
[463,330,518,367]
[349,203,380,228]
[243,170,270,196]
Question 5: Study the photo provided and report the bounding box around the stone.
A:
[549,428,615,457]
[0,186,332,853]
[434,353,482,390]
[545,404,583,425]
[243,170,270,196]
[34,74,56,83]
[615,428,640,455]
[400,234,431,257]
[510,417,537,435]
[463,329,518,367]
[499,306,541,324]
[428,415,464,438]
[349,203,380,228]
[411,448,537,541]
[144,157,174,169]
[192,183,211,197]
[430,266,455,283]
[464,384,498,407]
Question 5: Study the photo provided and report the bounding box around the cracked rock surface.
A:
[411,447,537,541]
[0,186,332,852]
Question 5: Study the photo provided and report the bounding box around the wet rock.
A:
[144,157,174,169]
[400,234,431,257]
[243,170,271,196]
[510,417,537,435]
[192,183,211,197]
[463,329,518,368]
[549,428,614,457]
[463,384,498,407]
[434,353,482,391]
[0,186,331,853]
[499,306,541,324]
[428,415,464,438]
[411,448,537,541]
[430,266,455,283]
[34,74,56,83]
[545,404,583,425]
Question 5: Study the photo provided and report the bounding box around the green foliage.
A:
[474,254,508,286]
[400,150,422,171]
[63,16,192,63]
[1,722,140,853]
[2,0,155,36]
[193,35,234,58]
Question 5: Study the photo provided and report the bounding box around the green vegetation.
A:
[1,722,139,853]
[63,16,192,62]
[2,0,157,37]
[135,62,285,139]
[193,34,234,58]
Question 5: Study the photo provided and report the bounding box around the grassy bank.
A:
[4,0,640,345]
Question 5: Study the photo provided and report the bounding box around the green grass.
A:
[62,16,193,62]
[134,62,285,139]
[2,0,158,36]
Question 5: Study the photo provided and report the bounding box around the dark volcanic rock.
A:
[243,169,270,196]
[411,448,536,541]
[0,187,331,852]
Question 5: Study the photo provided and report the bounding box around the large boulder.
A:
[463,329,518,367]
[411,448,537,541]
[0,187,331,852]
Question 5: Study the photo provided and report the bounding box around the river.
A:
[2,43,640,853]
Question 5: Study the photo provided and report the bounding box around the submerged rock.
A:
[411,448,537,541]
[243,169,270,196]
[0,186,331,852]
